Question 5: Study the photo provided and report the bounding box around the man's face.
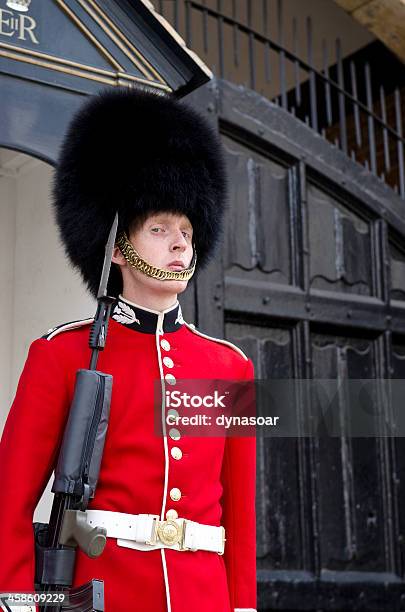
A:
[113,211,194,298]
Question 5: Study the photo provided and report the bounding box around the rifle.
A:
[33,214,118,611]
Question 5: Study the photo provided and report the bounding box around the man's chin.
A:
[160,279,189,293]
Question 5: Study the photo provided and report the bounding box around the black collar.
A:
[111,295,184,334]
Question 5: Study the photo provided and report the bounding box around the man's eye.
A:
[182,231,191,238]
[151,227,163,233]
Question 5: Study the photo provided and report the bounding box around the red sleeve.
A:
[0,338,70,591]
[220,357,257,612]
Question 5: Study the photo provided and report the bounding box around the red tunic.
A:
[0,297,257,612]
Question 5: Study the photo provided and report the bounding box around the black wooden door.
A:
[183,78,405,612]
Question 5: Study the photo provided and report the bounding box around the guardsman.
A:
[0,87,257,612]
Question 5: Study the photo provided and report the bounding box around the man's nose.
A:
[171,230,188,250]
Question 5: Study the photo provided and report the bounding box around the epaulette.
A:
[183,322,248,361]
[42,318,94,340]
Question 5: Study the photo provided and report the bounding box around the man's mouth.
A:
[167,261,185,270]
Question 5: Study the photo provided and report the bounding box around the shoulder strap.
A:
[183,322,248,360]
[42,318,94,341]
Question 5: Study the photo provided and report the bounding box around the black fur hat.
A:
[52,86,227,298]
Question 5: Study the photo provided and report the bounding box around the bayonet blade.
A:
[97,212,118,299]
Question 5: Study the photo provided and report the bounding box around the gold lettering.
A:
[18,14,39,45]
[0,9,14,37]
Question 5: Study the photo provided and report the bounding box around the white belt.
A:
[85,510,226,555]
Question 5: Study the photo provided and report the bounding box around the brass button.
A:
[170,487,182,502]
[166,509,178,520]
[165,373,176,385]
[163,356,174,368]
[167,408,179,419]
[171,446,183,460]
[169,428,181,441]
[161,339,171,351]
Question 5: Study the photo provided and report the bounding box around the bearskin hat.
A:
[52,86,227,298]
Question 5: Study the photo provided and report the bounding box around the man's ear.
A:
[112,246,126,267]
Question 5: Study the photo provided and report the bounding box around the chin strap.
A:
[116,232,197,281]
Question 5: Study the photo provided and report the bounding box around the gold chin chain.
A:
[116,232,197,281]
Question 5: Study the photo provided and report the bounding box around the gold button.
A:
[161,339,171,351]
[170,487,182,502]
[166,509,178,520]
[171,446,183,460]
[167,409,179,419]
[169,428,181,440]
[165,373,176,385]
[163,356,174,368]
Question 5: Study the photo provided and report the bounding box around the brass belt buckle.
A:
[157,517,189,550]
